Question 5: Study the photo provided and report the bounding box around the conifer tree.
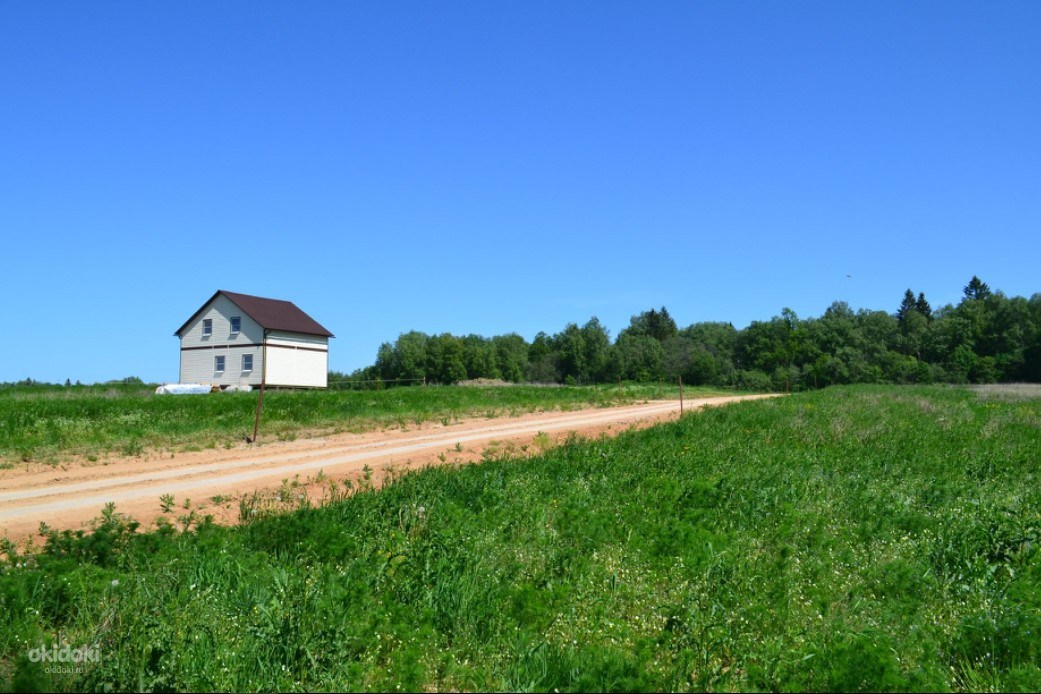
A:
[897,289,917,325]
[915,292,932,319]
[964,276,992,301]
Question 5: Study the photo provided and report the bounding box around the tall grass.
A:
[0,382,715,465]
[2,385,1040,691]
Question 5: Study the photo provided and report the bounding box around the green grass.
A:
[0,382,719,465]
[2,385,1040,691]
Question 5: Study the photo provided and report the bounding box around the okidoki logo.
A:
[26,644,100,664]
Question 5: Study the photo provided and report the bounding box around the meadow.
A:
[0,382,705,466]
[2,385,1040,691]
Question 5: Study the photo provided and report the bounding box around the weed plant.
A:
[2,385,1039,691]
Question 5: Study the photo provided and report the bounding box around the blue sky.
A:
[2,1,1038,383]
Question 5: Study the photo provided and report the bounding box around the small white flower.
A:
[111,579,120,587]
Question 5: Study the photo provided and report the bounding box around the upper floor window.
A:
[230,316,241,334]
[202,319,212,337]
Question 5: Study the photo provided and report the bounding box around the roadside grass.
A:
[2,385,1040,691]
[0,382,722,465]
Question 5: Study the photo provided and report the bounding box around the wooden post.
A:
[252,335,268,443]
[679,375,684,416]
[252,380,265,443]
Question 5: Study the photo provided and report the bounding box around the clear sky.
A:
[1,1,1038,384]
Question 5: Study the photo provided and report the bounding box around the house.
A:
[174,290,334,388]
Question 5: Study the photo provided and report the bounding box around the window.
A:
[230,316,241,334]
[214,355,225,373]
[242,354,253,372]
[202,319,212,337]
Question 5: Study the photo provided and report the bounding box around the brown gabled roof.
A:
[175,290,334,338]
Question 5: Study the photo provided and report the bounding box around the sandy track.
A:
[0,395,777,544]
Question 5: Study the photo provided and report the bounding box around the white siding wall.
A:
[266,346,328,388]
[266,331,329,348]
[265,330,328,387]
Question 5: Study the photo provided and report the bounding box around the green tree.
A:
[662,336,694,382]
[374,342,396,380]
[681,322,738,362]
[357,277,1039,388]
[896,290,928,358]
[897,310,929,358]
[663,336,728,386]
[736,308,807,389]
[652,306,678,341]
[915,292,932,319]
[922,306,971,365]
[1024,294,1041,381]
[897,289,918,326]
[803,305,857,387]
[492,334,529,382]
[736,319,782,374]
[810,302,858,357]
[579,317,614,383]
[622,307,678,342]
[616,333,665,382]
[980,294,1031,380]
[963,275,992,301]
[426,334,466,384]
[394,331,430,383]
[666,322,740,386]
[807,353,849,387]
[947,344,977,383]
[527,332,559,383]
[854,309,899,373]
[461,335,500,380]
[555,323,587,384]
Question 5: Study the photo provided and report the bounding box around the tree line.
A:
[333,277,1041,390]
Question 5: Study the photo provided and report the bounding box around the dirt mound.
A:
[456,378,515,387]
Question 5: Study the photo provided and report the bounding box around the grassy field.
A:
[0,382,712,466]
[2,385,1040,691]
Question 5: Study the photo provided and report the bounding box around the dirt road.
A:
[0,395,777,544]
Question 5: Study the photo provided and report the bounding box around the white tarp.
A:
[155,383,212,395]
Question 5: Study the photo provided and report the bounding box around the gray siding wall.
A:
[179,345,264,386]
[179,295,264,348]
[179,295,264,386]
